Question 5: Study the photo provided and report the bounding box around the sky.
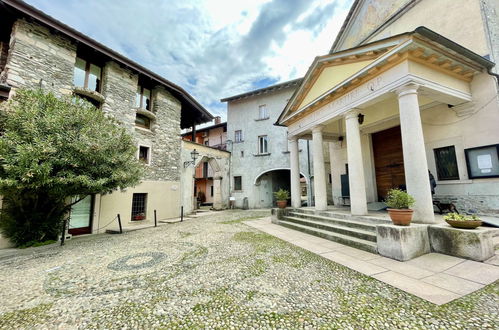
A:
[25,0,352,123]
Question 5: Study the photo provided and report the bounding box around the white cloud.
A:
[25,0,352,122]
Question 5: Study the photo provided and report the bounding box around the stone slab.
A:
[370,257,435,279]
[335,246,381,261]
[376,223,430,261]
[444,260,499,285]
[406,253,465,273]
[429,224,495,261]
[373,271,461,305]
[421,273,484,295]
[321,251,388,276]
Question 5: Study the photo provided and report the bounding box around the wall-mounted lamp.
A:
[358,113,365,125]
[184,149,199,168]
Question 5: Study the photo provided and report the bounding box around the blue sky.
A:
[25,0,352,122]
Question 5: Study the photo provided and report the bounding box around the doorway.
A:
[372,126,406,201]
[68,195,94,235]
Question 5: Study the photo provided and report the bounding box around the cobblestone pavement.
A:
[0,209,497,329]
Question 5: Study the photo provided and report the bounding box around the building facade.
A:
[223,79,335,209]
[277,0,499,220]
[181,118,228,206]
[0,0,212,246]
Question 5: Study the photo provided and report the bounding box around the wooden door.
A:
[372,126,406,201]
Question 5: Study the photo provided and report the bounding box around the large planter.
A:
[276,200,287,209]
[445,219,482,229]
[387,208,413,226]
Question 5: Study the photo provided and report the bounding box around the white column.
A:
[395,83,435,223]
[328,141,342,205]
[213,176,222,210]
[312,125,328,211]
[345,109,368,215]
[289,136,301,208]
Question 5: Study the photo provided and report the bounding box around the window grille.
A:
[131,193,147,220]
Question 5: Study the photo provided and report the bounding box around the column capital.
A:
[394,83,420,98]
[288,135,298,142]
[344,108,361,121]
[311,125,324,134]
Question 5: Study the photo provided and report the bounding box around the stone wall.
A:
[433,194,499,216]
[3,19,75,95]
[3,19,182,183]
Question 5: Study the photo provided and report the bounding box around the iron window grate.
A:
[131,193,147,220]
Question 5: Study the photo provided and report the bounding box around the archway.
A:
[254,168,309,208]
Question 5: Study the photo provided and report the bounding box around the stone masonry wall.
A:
[434,194,499,216]
[4,19,182,183]
[3,19,75,94]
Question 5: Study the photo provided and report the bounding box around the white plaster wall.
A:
[227,86,313,209]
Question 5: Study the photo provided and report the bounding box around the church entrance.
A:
[372,126,406,201]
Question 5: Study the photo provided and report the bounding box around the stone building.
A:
[0,0,212,246]
[222,79,330,209]
[181,117,228,206]
[277,0,499,219]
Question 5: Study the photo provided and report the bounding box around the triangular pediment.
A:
[297,58,378,109]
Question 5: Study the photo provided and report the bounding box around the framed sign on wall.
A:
[464,144,499,179]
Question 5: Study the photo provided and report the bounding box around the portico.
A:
[281,28,493,224]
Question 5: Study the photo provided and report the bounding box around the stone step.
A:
[278,220,378,254]
[288,211,377,232]
[283,216,377,242]
[493,236,499,250]
[292,208,391,225]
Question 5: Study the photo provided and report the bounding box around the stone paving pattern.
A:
[0,210,498,329]
[247,218,499,305]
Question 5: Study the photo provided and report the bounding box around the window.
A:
[234,176,242,191]
[73,57,102,92]
[135,114,151,129]
[241,151,244,157]
[235,130,243,143]
[258,104,268,120]
[258,135,268,154]
[131,193,147,220]
[434,146,459,180]
[138,145,150,164]
[136,85,152,110]
[210,185,214,197]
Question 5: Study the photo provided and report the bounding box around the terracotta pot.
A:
[276,200,287,209]
[387,208,413,226]
[445,219,482,229]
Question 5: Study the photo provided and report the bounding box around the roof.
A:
[220,78,303,102]
[276,27,495,126]
[329,0,419,53]
[0,0,213,128]
[181,121,227,136]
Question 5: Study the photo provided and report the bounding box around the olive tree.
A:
[0,89,144,246]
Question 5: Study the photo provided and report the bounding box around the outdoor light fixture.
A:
[184,148,199,168]
[358,113,365,125]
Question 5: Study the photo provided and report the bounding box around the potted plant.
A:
[385,189,415,226]
[274,189,290,209]
[444,213,482,229]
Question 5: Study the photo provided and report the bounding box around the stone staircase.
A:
[276,209,391,253]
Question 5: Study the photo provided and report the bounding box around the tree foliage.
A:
[0,89,144,246]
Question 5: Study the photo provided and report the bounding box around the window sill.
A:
[254,117,270,121]
[135,107,157,120]
[73,86,105,103]
[437,179,473,185]
[254,153,271,157]
[282,151,290,154]
[135,126,154,134]
[234,140,244,143]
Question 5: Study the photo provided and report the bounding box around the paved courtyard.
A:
[0,210,498,329]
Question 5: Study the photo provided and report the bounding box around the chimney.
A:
[214,116,221,125]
